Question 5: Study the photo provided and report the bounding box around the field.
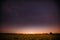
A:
[0,33,60,40]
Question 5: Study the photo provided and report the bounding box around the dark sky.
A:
[1,0,60,33]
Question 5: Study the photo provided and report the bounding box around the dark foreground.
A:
[0,33,60,40]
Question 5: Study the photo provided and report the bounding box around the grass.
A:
[0,33,60,40]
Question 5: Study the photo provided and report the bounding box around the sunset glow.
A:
[1,25,60,34]
[16,31,45,34]
[1,0,60,34]
[21,32,36,34]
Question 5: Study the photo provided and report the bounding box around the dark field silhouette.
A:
[0,33,60,40]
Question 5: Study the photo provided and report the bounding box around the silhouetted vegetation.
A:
[50,32,53,34]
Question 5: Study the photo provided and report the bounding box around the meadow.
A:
[0,33,60,40]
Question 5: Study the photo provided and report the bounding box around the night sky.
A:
[1,0,60,33]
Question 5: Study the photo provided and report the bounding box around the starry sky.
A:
[0,0,60,33]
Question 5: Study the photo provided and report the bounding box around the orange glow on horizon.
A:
[1,25,60,33]
[15,31,49,34]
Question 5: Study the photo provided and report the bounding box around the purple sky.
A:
[1,0,60,33]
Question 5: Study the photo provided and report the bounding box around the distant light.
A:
[16,32,46,34]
